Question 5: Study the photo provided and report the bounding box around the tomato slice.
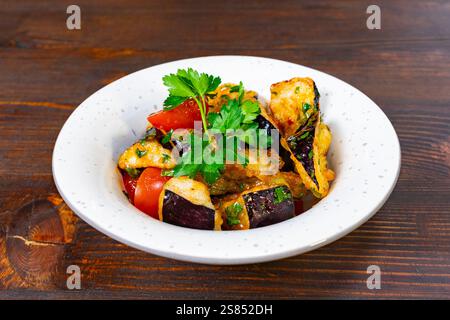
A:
[147,99,208,131]
[122,171,138,204]
[134,167,171,219]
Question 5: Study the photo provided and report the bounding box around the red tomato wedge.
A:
[122,171,138,204]
[147,99,208,131]
[134,167,171,219]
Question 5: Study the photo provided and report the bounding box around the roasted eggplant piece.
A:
[243,185,295,228]
[269,77,319,137]
[255,108,296,172]
[284,108,334,198]
[159,177,222,230]
[218,185,295,230]
[269,77,334,198]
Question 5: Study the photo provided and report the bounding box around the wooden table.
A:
[1,0,449,299]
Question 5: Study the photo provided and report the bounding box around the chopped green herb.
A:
[161,129,173,144]
[300,132,310,140]
[136,149,147,158]
[225,202,243,226]
[161,169,174,176]
[295,86,300,94]
[139,138,146,146]
[124,167,140,178]
[162,153,171,163]
[274,186,292,204]
[308,149,313,159]
[302,102,311,112]
[229,83,242,93]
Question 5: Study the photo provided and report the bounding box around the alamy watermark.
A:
[66,265,81,289]
[366,5,381,30]
[366,265,381,289]
[66,5,81,30]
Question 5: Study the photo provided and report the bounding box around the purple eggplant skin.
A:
[243,186,295,228]
[255,114,295,172]
[162,190,215,230]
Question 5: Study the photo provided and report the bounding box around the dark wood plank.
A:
[1,0,450,299]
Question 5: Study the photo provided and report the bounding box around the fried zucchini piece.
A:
[269,77,320,137]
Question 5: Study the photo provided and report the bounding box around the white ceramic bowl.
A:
[52,56,401,265]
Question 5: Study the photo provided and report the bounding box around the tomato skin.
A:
[122,171,138,204]
[134,167,171,219]
[147,99,208,131]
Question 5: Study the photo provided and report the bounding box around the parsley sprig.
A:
[160,69,270,184]
[162,68,221,133]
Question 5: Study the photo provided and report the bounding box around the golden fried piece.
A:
[207,83,259,112]
[118,139,176,170]
[269,77,319,137]
[282,120,335,198]
[258,171,307,199]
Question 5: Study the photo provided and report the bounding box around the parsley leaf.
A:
[207,98,261,132]
[164,132,225,184]
[163,96,186,110]
[241,100,260,123]
[161,129,173,144]
[162,68,221,112]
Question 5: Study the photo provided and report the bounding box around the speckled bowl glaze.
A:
[52,56,401,265]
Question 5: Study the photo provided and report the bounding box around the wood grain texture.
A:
[0,0,449,299]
